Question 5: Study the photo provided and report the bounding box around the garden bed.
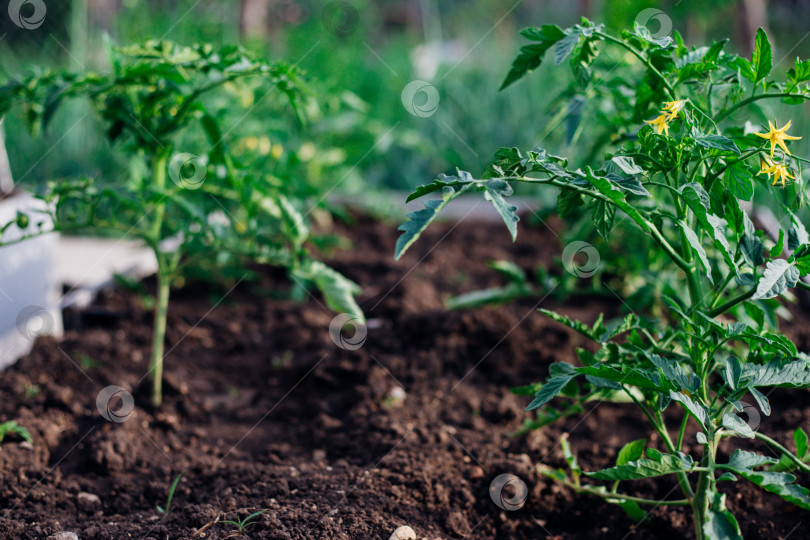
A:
[1,213,808,540]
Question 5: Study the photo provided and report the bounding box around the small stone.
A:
[470,466,485,479]
[388,386,406,405]
[313,449,327,462]
[77,492,101,512]
[389,525,416,540]
[46,533,79,540]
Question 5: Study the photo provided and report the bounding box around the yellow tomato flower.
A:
[662,99,685,121]
[758,156,794,187]
[754,120,802,157]
[758,156,775,179]
[644,114,670,136]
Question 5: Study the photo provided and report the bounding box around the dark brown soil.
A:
[1,212,808,539]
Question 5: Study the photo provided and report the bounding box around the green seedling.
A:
[156,472,183,516]
[0,421,33,446]
[221,509,267,535]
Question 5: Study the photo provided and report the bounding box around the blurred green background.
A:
[3,0,810,200]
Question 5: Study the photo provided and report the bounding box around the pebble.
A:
[77,492,101,512]
[77,492,100,505]
[389,525,416,540]
[46,533,79,540]
[388,386,406,404]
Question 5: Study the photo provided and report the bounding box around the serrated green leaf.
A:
[724,162,754,201]
[648,353,699,393]
[557,188,584,219]
[796,428,809,459]
[770,229,785,259]
[788,212,809,250]
[752,28,772,83]
[277,194,309,249]
[404,180,455,203]
[680,184,737,273]
[788,57,810,88]
[598,314,640,343]
[294,261,364,323]
[488,260,527,283]
[591,199,615,239]
[501,26,566,90]
[576,365,667,393]
[735,56,756,83]
[752,259,800,299]
[703,492,742,540]
[539,309,605,340]
[728,449,778,470]
[616,438,646,466]
[395,182,472,259]
[724,356,742,391]
[610,155,645,176]
[793,244,810,275]
[520,25,567,42]
[586,452,694,481]
[554,32,581,65]
[679,220,714,284]
[704,39,728,63]
[741,210,765,267]
[670,390,710,429]
[722,412,755,438]
[617,499,647,521]
[749,387,771,416]
[446,283,533,310]
[585,168,650,233]
[693,133,741,155]
[526,364,578,411]
[727,457,810,511]
[609,174,652,197]
[484,179,519,241]
[743,358,810,388]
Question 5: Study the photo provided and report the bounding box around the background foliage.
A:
[4,0,810,199]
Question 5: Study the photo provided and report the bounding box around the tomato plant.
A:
[397,20,810,539]
[0,41,363,407]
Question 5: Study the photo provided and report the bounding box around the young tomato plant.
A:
[398,20,810,539]
[0,41,363,407]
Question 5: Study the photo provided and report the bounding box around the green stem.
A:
[752,432,810,473]
[703,148,763,188]
[655,408,695,499]
[692,434,718,540]
[550,476,692,507]
[707,287,756,318]
[709,272,737,309]
[677,414,689,452]
[508,175,691,273]
[148,149,171,407]
[596,32,675,97]
[624,385,694,500]
[679,226,703,309]
[715,93,810,123]
[150,268,171,407]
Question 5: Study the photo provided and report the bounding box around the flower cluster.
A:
[755,120,801,186]
[643,99,685,136]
